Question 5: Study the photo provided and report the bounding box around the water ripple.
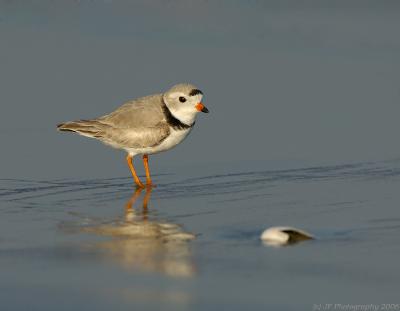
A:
[1,159,400,209]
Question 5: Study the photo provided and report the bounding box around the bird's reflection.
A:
[77,188,196,278]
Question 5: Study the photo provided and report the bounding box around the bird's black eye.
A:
[179,96,186,103]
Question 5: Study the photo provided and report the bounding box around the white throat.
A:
[169,109,196,126]
[163,92,203,126]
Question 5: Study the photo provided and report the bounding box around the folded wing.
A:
[57,94,170,148]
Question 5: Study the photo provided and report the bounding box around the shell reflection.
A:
[80,188,196,277]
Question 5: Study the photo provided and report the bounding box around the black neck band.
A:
[162,100,194,130]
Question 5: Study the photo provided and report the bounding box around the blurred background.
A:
[1,0,400,179]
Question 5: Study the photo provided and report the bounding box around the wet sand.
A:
[1,159,400,310]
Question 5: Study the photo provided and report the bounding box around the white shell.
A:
[260,226,314,246]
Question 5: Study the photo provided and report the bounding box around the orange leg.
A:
[142,187,152,221]
[125,188,143,211]
[142,154,153,187]
[143,187,152,209]
[126,154,144,188]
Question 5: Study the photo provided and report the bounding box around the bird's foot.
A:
[134,182,145,189]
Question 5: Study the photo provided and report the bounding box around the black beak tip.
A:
[202,107,209,113]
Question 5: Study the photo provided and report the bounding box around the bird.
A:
[57,83,209,188]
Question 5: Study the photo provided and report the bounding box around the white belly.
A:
[127,127,192,156]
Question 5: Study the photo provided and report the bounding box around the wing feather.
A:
[98,94,166,129]
[58,94,171,149]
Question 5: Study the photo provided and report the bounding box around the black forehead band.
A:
[189,89,203,96]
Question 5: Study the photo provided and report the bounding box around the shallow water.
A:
[1,159,400,310]
[2,1,400,310]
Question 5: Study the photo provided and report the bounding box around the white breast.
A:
[128,127,192,156]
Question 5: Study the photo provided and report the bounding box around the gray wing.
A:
[97,94,170,148]
[58,94,171,149]
[98,124,170,149]
[98,94,166,129]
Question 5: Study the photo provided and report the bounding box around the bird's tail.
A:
[57,119,104,138]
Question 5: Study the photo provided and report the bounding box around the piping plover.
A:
[57,83,208,187]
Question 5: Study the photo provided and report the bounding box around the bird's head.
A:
[163,83,209,125]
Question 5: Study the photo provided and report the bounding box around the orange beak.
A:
[195,102,209,113]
